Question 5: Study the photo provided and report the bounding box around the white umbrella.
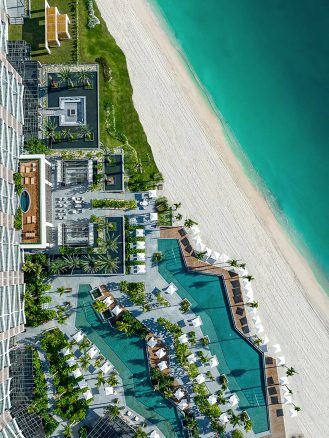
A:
[73,331,84,343]
[195,374,205,384]
[277,356,286,366]
[192,316,202,327]
[284,395,292,404]
[209,356,219,368]
[158,361,168,371]
[178,399,188,410]
[195,241,206,252]
[156,348,166,359]
[150,212,158,222]
[229,393,239,407]
[208,250,220,264]
[101,361,112,374]
[112,305,123,316]
[255,323,264,334]
[178,334,188,344]
[282,386,291,395]
[252,315,261,325]
[208,394,217,405]
[136,253,146,261]
[136,265,146,274]
[219,413,229,423]
[203,247,212,261]
[66,357,76,367]
[148,190,157,198]
[62,347,71,357]
[246,294,255,304]
[247,306,258,316]
[261,336,270,346]
[78,380,88,389]
[244,282,253,292]
[189,224,200,236]
[105,385,114,395]
[147,337,157,348]
[218,253,230,263]
[87,346,99,359]
[103,296,114,307]
[149,431,160,438]
[187,353,196,364]
[136,228,145,237]
[239,268,248,277]
[280,376,289,386]
[166,283,177,295]
[83,390,93,400]
[136,241,146,250]
[192,234,202,246]
[174,388,185,401]
[289,409,298,418]
[72,368,82,379]
[272,344,281,354]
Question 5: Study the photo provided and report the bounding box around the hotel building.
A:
[0,0,26,436]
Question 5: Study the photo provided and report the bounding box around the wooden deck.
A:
[20,159,41,244]
[160,227,286,438]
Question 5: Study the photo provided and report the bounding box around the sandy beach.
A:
[96,1,329,436]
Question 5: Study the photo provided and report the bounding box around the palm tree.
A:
[78,68,92,87]
[58,67,73,87]
[253,335,262,347]
[105,403,122,418]
[78,123,92,139]
[216,389,226,405]
[107,373,119,387]
[62,255,81,274]
[105,232,119,253]
[116,321,133,336]
[96,371,105,388]
[79,355,90,371]
[239,263,246,269]
[229,259,239,268]
[61,129,73,141]
[80,255,100,274]
[285,366,298,377]
[57,286,65,296]
[173,202,181,210]
[228,409,240,427]
[239,411,249,423]
[135,159,143,173]
[50,259,66,275]
[93,299,108,314]
[184,218,198,228]
[247,301,258,308]
[163,387,173,399]
[63,424,73,438]
[292,404,301,412]
[195,251,207,260]
[175,213,183,221]
[219,374,228,390]
[243,274,254,282]
[95,254,119,274]
[134,427,147,438]
[43,119,58,145]
[57,312,68,325]
[79,337,91,353]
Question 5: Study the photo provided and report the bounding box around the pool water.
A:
[76,284,184,438]
[20,190,30,213]
[158,239,269,434]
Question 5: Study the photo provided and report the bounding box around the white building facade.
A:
[0,1,25,436]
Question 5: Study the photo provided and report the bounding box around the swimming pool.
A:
[20,190,30,213]
[76,284,184,438]
[158,239,269,434]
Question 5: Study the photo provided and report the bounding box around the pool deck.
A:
[160,226,286,438]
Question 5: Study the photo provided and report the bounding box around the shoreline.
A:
[148,0,329,296]
[96,1,329,436]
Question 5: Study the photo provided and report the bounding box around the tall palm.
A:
[79,337,90,352]
[229,259,239,268]
[62,255,81,274]
[134,427,147,438]
[78,69,92,86]
[50,259,66,275]
[78,123,92,139]
[105,232,119,253]
[63,424,73,438]
[243,274,255,282]
[96,371,105,388]
[95,254,119,274]
[228,410,240,427]
[105,403,122,418]
[58,67,73,87]
[184,219,198,228]
[57,312,68,325]
[57,286,65,296]
[93,299,108,314]
[253,335,262,347]
[285,366,298,377]
[61,129,73,141]
[107,373,119,387]
[116,321,133,336]
[43,119,58,145]
[247,301,258,309]
[80,255,100,274]
[79,355,90,371]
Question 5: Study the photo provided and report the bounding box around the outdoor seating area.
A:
[104,154,124,192]
[146,333,170,374]
[54,195,85,220]
[97,285,125,324]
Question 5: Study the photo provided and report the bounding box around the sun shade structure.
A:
[247,306,258,316]
[166,283,177,295]
[187,353,196,364]
[284,395,292,404]
[87,346,99,359]
[150,212,158,221]
[158,361,168,371]
[280,376,289,386]
[155,348,166,359]
[178,399,188,410]
[136,241,146,250]
[73,331,84,343]
[289,409,298,418]
[195,374,205,384]
[261,336,270,346]
[195,241,206,252]
[208,250,220,264]
[132,264,146,274]
[62,347,71,357]
[174,388,185,401]
[101,361,112,375]
[178,334,188,344]
[208,394,217,405]
[103,296,114,307]
[83,390,93,400]
[112,305,123,316]
[148,190,157,198]
[147,337,157,348]
[105,386,114,395]
[219,413,229,423]
[72,368,82,379]
[189,224,200,236]
[277,356,286,366]
[136,228,145,237]
[203,247,212,261]
[149,431,160,438]
[272,344,281,354]
[209,356,219,368]
[229,393,239,407]
[66,357,76,367]
[218,253,230,263]
[255,324,264,334]
[192,234,202,246]
[192,316,203,327]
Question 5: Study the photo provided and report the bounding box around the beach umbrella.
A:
[192,234,202,246]
[150,212,158,222]
[77,380,88,389]
[282,386,291,395]
[187,353,196,364]
[101,361,112,375]
[208,394,217,406]
[277,356,286,366]
[195,374,205,384]
[244,282,253,293]
[105,386,114,395]
[112,305,123,316]
[62,347,71,357]
[239,268,248,277]
[166,283,177,295]
[229,266,240,274]
[284,395,292,405]
[136,265,146,274]
[203,247,212,261]
[174,388,185,401]
[189,224,200,236]
[289,409,298,418]
[149,431,160,438]
[156,348,166,359]
[272,344,281,354]
[87,346,99,359]
[195,241,206,252]
[158,361,168,371]
[192,316,203,327]
[148,190,157,198]
[83,390,93,400]
[247,306,258,316]
[280,376,289,386]
[252,315,261,325]
[178,399,188,410]
[72,368,82,379]
[136,228,145,237]
[178,334,188,344]
[218,253,230,263]
[219,413,229,423]
[209,356,219,368]
[147,337,157,348]
[228,393,239,407]
[261,336,269,346]
[136,241,146,250]
[208,250,220,264]
[66,357,76,367]
[103,296,113,307]
[73,331,84,343]
[255,323,264,334]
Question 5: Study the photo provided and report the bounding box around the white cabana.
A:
[147,337,157,348]
[192,234,202,246]
[178,399,188,410]
[208,250,220,264]
[245,288,254,299]
[150,212,158,222]
[203,247,212,261]
[134,265,146,274]
[280,376,289,386]
[178,334,188,344]
[261,336,270,346]
[247,306,258,316]
[148,190,157,198]
[209,356,219,368]
[136,228,145,237]
[289,409,298,418]
[239,268,248,277]
[272,344,281,354]
[73,331,84,343]
[62,347,71,357]
[208,394,217,405]
[149,431,160,438]
[192,316,203,327]
[195,241,206,252]
[229,266,240,274]
[244,281,253,292]
[229,393,239,407]
[284,395,292,405]
[105,386,114,395]
[112,305,123,316]
[101,361,112,375]
[189,224,200,236]
[66,357,76,367]
[158,361,168,371]
[187,353,196,364]
[72,368,82,379]
[156,348,166,359]
[83,390,93,400]
[218,253,230,263]
[277,356,286,366]
[136,253,146,261]
[195,374,205,384]
[103,296,114,307]
[136,241,146,250]
[219,413,229,423]
[174,388,185,401]
[78,380,88,389]
[252,316,261,325]
[87,346,99,359]
[255,324,264,334]
[166,283,177,295]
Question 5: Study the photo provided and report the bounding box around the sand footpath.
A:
[96,1,329,436]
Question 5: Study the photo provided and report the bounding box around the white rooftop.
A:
[166,282,177,295]
[156,348,166,359]
[174,388,185,401]
[101,361,112,375]
[158,361,168,371]
[195,374,205,384]
[147,337,157,348]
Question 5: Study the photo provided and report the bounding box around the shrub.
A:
[91,199,136,209]
[13,172,23,194]
[155,196,169,213]
[119,281,146,307]
[180,299,191,314]
[14,208,22,230]
[96,56,112,82]
[25,137,51,155]
[157,317,182,336]
[86,0,100,28]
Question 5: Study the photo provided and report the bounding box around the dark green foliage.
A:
[14,208,22,230]
[25,137,51,154]
[91,199,136,209]
[13,172,23,194]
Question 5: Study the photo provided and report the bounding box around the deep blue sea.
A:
[152,0,329,292]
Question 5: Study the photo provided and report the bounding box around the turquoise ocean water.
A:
[152,0,329,292]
